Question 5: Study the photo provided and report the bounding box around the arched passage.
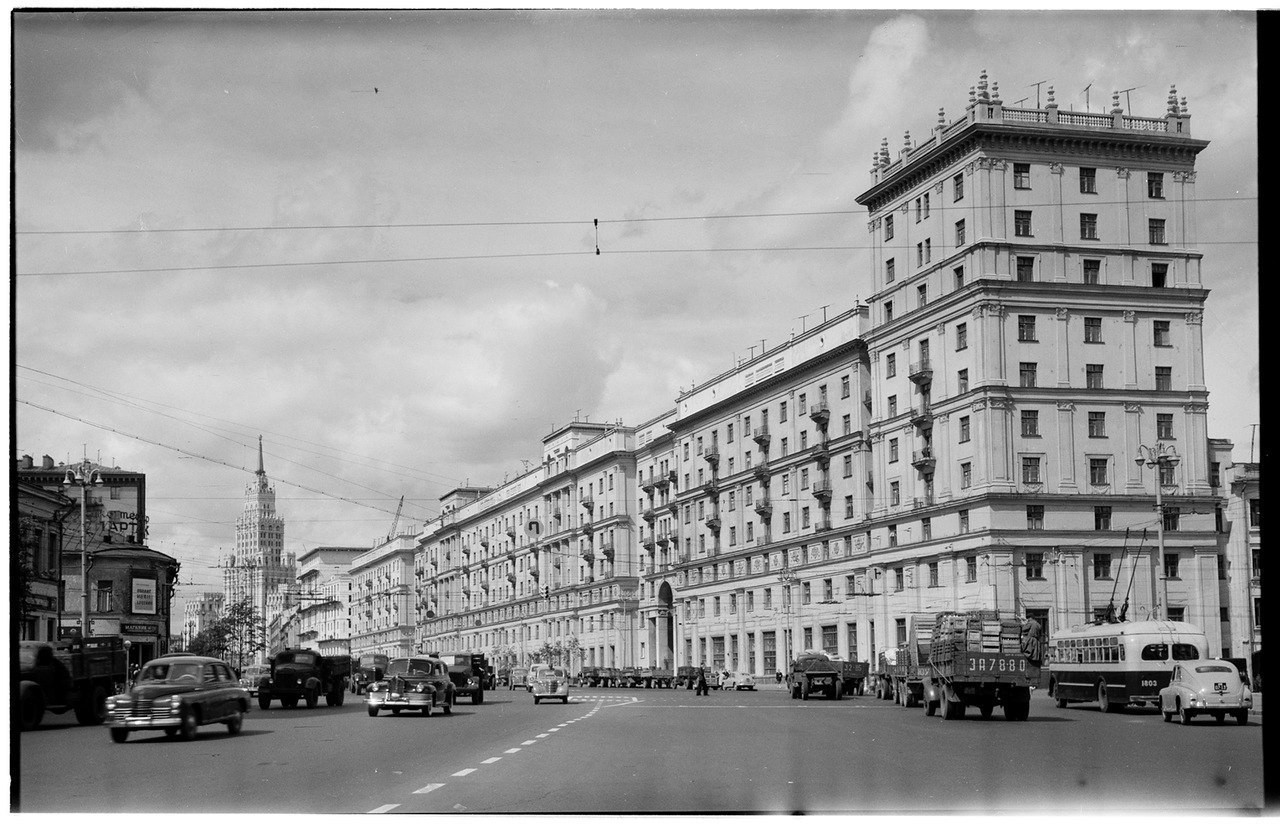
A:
[657,581,675,670]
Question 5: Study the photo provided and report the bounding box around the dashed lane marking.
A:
[521,740,537,745]
[481,757,502,764]
[369,805,399,813]
[413,784,445,795]
[452,769,477,777]
[536,733,550,738]
[504,748,521,754]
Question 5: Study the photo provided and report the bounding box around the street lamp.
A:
[1135,443,1180,621]
[62,463,104,637]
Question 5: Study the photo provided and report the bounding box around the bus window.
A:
[1141,644,1168,660]
[1172,643,1200,660]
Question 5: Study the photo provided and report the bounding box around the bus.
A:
[1047,620,1210,713]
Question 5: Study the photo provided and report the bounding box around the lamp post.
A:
[62,463,104,637]
[1135,443,1180,621]
[778,561,796,669]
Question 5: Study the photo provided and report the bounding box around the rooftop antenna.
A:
[1082,82,1093,111]
[1011,97,1028,108]
[820,304,829,323]
[1117,85,1143,113]
[1029,79,1049,108]
[798,313,809,334]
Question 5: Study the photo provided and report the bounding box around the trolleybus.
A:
[1047,620,1209,713]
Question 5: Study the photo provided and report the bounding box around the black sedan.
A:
[104,654,249,742]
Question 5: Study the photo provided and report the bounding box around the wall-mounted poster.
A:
[132,577,157,614]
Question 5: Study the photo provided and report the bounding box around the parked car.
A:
[730,672,757,691]
[239,664,270,698]
[532,667,571,705]
[509,667,530,690]
[367,656,455,717]
[527,663,552,693]
[104,654,249,742]
[1159,659,1253,725]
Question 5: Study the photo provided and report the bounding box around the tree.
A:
[192,599,265,672]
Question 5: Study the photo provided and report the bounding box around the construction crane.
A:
[387,496,404,541]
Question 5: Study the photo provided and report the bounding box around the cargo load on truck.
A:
[18,636,128,730]
[924,610,1040,721]
[789,651,842,701]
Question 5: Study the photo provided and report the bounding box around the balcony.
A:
[479,539,489,550]
[814,519,832,533]
[553,506,562,520]
[667,470,678,484]
[505,572,516,585]
[752,460,771,482]
[908,359,933,385]
[655,475,671,491]
[600,544,615,562]
[658,532,675,549]
[752,426,771,447]
[642,507,657,524]
[553,557,562,569]
[754,498,773,516]
[461,585,471,597]
[701,478,720,496]
[461,545,470,557]
[911,449,936,473]
[581,519,594,534]
[581,549,595,563]
[666,501,680,516]
[863,390,873,410]
[642,535,656,552]
[704,514,722,533]
[909,405,934,428]
[641,477,656,493]
[811,440,831,465]
[506,527,516,540]
[809,400,830,427]
[505,549,518,564]
[812,479,833,502]
[701,444,721,468]
[479,577,489,590]
[913,495,935,509]
[581,496,595,512]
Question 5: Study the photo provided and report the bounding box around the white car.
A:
[1159,659,1252,725]
[730,672,756,691]
[531,667,570,704]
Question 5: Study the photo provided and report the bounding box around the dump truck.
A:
[18,636,128,730]
[831,658,870,696]
[258,648,350,709]
[640,666,674,688]
[924,610,1040,721]
[789,651,842,700]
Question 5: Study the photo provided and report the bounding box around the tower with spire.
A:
[221,436,295,660]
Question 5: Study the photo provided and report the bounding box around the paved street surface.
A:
[15,684,1263,814]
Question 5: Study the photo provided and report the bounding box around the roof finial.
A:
[991,80,1001,104]
[1167,85,1179,115]
[978,69,989,101]
[902,130,913,156]
[1047,85,1056,107]
[1111,90,1122,113]
[969,85,976,106]
[1180,95,1189,116]
[257,435,265,476]
[937,107,946,128]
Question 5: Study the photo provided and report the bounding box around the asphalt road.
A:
[14,684,1264,814]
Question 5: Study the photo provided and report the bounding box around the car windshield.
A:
[388,659,435,676]
[17,644,42,671]
[275,652,317,666]
[139,662,203,684]
[1194,665,1233,674]
[536,669,556,680]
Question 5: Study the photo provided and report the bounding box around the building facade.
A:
[291,546,364,655]
[220,438,295,661]
[182,592,225,649]
[1223,457,1261,679]
[15,481,75,643]
[350,531,419,660]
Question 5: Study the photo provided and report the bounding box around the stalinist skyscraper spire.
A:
[221,436,294,661]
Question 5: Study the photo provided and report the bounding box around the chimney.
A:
[42,454,55,469]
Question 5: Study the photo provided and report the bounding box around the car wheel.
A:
[226,710,244,735]
[110,728,129,743]
[19,685,45,731]
[258,694,272,710]
[1097,681,1112,714]
[534,696,541,705]
[305,690,319,709]
[179,710,198,741]
[1236,710,1249,725]
[367,706,380,717]
[1162,703,1174,723]
[76,684,109,726]
[475,690,484,705]
[443,694,453,715]
[423,704,433,717]
[1179,701,1194,725]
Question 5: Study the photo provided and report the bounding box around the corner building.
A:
[414,74,1231,671]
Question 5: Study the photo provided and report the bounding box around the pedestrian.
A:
[695,665,709,696]
[776,669,783,685]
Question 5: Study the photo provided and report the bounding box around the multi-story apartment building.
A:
[291,546,364,655]
[399,74,1234,673]
[350,531,419,660]
[15,480,74,643]
[417,422,640,674]
[1222,455,1261,676]
[182,592,224,649]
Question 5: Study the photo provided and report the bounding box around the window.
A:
[1080,167,1097,194]
[1094,506,1113,532]
[1026,551,1044,579]
[1167,607,1185,623]
[802,582,811,605]
[1022,456,1042,485]
[956,322,968,350]
[1089,458,1109,486]
[729,526,737,546]
[1160,463,1177,487]
[1083,258,1101,284]
[917,284,928,307]
[746,521,754,542]
[884,214,894,241]
[781,437,789,455]
[842,414,851,435]
[923,193,930,219]
[960,462,972,489]
[844,495,854,519]
[94,580,113,613]
[955,219,966,246]
[1163,507,1181,532]
[1210,463,1222,489]
[1021,410,1040,437]
[959,509,970,534]
[1164,553,1179,579]
[884,301,894,322]
[1027,505,1045,531]
[893,565,904,590]
[886,353,897,378]
[763,588,772,610]
[1018,314,1037,342]
[915,197,923,222]
[843,455,853,478]
[887,395,897,418]
[1088,411,1106,438]
[1086,364,1103,389]
[1093,552,1112,579]
[1016,255,1035,281]
[957,369,969,394]
[890,481,900,506]
[780,401,788,423]
[841,375,850,398]
[714,596,721,617]
[1014,163,1031,189]
[885,258,895,283]
[1015,211,1032,237]
[954,266,965,291]
[1154,320,1171,347]
[922,518,932,542]
[964,555,977,583]
[1148,172,1165,199]
[1250,499,1260,527]
[799,431,808,451]
[1020,362,1038,388]
[1149,218,1166,245]
[889,438,899,463]
[1080,213,1098,240]
[1084,317,1103,344]
[1152,263,1168,288]
[916,242,924,266]
[1155,366,1172,391]
[781,473,790,495]
[727,424,734,443]
[953,173,964,201]
[800,468,809,490]
[783,512,791,533]
[1157,413,1174,440]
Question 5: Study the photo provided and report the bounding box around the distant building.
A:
[351,531,419,660]
[290,546,364,656]
[14,481,74,642]
[220,437,295,661]
[182,592,225,649]
[1222,456,1261,679]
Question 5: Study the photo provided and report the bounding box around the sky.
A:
[10,9,1259,614]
